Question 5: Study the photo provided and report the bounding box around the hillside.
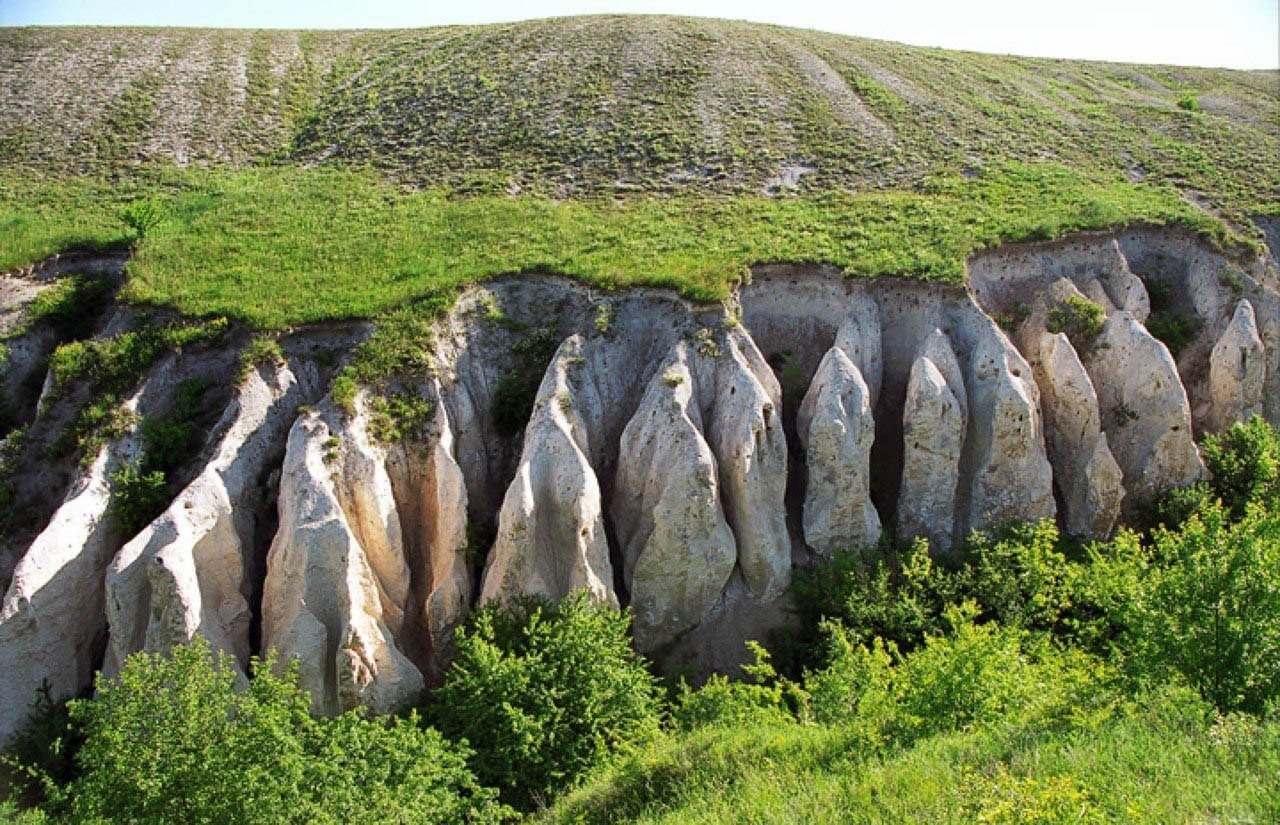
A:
[2,17,1277,207]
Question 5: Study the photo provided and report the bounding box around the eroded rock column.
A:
[898,330,967,554]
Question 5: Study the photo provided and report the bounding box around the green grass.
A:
[1,162,1233,329]
[544,710,1280,824]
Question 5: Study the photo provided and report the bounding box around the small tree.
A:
[432,593,662,810]
[1113,502,1280,714]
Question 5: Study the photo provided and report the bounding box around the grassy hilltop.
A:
[0,16,1277,326]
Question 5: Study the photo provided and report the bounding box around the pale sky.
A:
[1,0,1277,70]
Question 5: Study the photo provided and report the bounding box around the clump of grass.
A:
[367,391,436,443]
[1046,295,1106,356]
[237,335,284,382]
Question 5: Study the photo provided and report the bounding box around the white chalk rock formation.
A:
[104,360,313,676]
[1036,332,1124,538]
[383,389,471,679]
[963,328,1056,535]
[0,357,175,743]
[797,345,880,555]
[480,335,616,606]
[1207,299,1266,432]
[613,345,736,652]
[1084,312,1205,509]
[701,330,791,601]
[262,409,423,716]
[898,330,967,553]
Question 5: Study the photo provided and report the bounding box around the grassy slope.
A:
[0,17,1276,328]
[545,714,1280,824]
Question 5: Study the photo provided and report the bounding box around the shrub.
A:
[1108,501,1280,714]
[1202,415,1280,518]
[432,593,662,810]
[808,603,1114,748]
[58,640,511,823]
[107,462,168,535]
[961,520,1077,634]
[786,538,961,671]
[672,643,800,730]
[1046,295,1105,355]
[1145,310,1200,357]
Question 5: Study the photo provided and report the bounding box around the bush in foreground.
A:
[432,594,662,810]
[49,640,510,824]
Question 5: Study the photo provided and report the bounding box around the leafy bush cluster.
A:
[22,642,511,824]
[431,594,662,810]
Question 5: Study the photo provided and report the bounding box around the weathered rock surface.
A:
[1084,311,1205,509]
[1207,299,1266,432]
[2,226,1278,740]
[104,359,315,676]
[261,407,424,716]
[797,345,880,554]
[701,330,791,601]
[614,344,736,652]
[962,327,1056,536]
[0,356,176,743]
[1035,332,1124,538]
[480,335,616,607]
[383,384,471,680]
[898,331,967,553]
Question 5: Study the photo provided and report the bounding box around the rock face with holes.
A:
[0,225,1278,742]
[1084,311,1205,509]
[614,344,737,652]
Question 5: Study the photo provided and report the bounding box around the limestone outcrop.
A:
[0,225,1277,741]
[702,330,791,601]
[962,327,1056,536]
[261,406,425,716]
[1207,299,1265,432]
[1034,332,1124,538]
[797,345,880,555]
[1084,311,1205,509]
[104,359,316,676]
[614,344,736,652]
[479,335,616,607]
[898,330,967,553]
[0,355,181,742]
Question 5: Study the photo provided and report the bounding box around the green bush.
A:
[787,538,959,666]
[107,463,168,536]
[56,639,510,824]
[672,644,799,730]
[808,603,1114,749]
[1202,415,1280,518]
[432,593,662,810]
[1105,502,1280,714]
[961,520,1078,634]
[1046,295,1105,355]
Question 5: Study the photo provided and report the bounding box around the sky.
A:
[1,0,1277,70]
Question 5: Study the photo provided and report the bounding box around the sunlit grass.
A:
[1,162,1235,329]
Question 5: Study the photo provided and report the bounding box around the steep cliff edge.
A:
[0,225,1277,742]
